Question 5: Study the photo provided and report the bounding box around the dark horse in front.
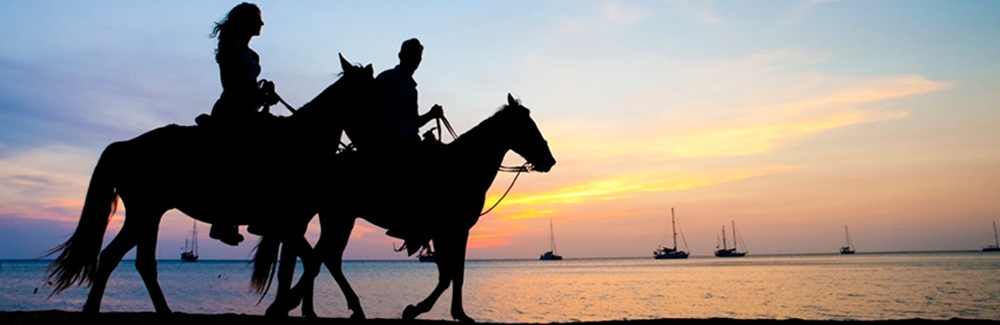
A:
[45,54,375,320]
[258,94,556,322]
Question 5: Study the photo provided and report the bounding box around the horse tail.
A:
[45,142,123,294]
[250,236,280,296]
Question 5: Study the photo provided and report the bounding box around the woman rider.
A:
[207,2,278,246]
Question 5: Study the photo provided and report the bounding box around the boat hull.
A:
[540,251,563,260]
[714,249,746,257]
[654,252,689,259]
[180,252,198,262]
[984,247,1000,252]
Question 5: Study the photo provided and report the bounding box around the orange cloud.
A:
[547,74,948,163]
[468,223,528,250]
[0,199,85,222]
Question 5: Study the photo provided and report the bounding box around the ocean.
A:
[1,252,998,322]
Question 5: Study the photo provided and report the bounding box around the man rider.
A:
[373,38,445,254]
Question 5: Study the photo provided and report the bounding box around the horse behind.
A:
[45,54,375,320]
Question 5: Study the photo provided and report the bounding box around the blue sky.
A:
[1,1,999,260]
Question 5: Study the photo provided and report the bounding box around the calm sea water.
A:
[1,252,998,322]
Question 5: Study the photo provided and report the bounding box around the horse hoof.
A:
[81,311,100,325]
[452,310,475,323]
[157,312,178,325]
[265,307,289,319]
[402,305,420,320]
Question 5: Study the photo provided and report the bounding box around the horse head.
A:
[295,54,376,144]
[496,94,556,172]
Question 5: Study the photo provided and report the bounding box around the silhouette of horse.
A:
[257,94,556,322]
[45,54,376,320]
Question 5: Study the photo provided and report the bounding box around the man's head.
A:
[399,38,423,76]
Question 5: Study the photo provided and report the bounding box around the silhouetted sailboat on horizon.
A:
[840,225,856,254]
[654,207,689,259]
[417,246,435,262]
[540,218,562,260]
[180,220,198,262]
[715,220,747,257]
[984,221,1000,252]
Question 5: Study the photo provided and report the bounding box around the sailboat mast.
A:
[191,221,198,255]
[671,208,678,250]
[732,220,738,251]
[994,221,998,248]
[721,225,728,249]
[844,225,852,249]
[550,218,557,254]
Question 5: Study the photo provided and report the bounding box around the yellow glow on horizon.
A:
[485,165,798,214]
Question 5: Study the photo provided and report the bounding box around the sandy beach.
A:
[0,311,995,325]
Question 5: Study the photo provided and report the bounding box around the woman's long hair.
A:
[210,2,260,40]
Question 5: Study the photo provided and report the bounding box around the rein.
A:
[435,115,530,216]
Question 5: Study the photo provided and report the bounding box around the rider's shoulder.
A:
[376,66,404,81]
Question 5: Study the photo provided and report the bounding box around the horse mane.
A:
[296,62,371,117]
[444,104,523,153]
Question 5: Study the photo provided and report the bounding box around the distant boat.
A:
[540,218,563,260]
[181,220,198,262]
[985,221,1000,252]
[714,220,747,257]
[840,225,856,254]
[417,247,435,262]
[654,207,689,259]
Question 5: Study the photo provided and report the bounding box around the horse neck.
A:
[291,79,346,145]
[451,119,509,191]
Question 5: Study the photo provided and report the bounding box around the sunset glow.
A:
[1,1,998,260]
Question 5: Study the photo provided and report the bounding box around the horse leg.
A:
[403,239,455,320]
[281,236,321,319]
[447,230,475,323]
[265,236,302,317]
[82,215,145,317]
[317,215,365,319]
[134,211,174,322]
[293,237,319,319]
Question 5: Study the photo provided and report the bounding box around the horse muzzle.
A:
[530,158,555,173]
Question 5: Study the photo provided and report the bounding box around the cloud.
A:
[469,223,529,250]
[663,0,722,25]
[487,165,796,209]
[790,0,842,22]
[0,144,96,222]
[544,73,949,163]
[598,3,654,25]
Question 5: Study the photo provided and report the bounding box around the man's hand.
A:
[428,104,444,119]
[259,80,279,106]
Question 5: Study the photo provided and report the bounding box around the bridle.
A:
[434,115,532,216]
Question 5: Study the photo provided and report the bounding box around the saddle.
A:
[332,137,448,256]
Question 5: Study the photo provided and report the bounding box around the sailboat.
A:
[984,221,1000,252]
[654,207,689,259]
[180,220,199,262]
[417,246,435,262]
[714,220,747,257]
[539,218,563,260]
[840,225,856,254]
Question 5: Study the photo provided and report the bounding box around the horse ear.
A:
[339,53,350,72]
[507,93,517,106]
[365,64,373,75]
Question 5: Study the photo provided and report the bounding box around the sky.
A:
[1,0,999,260]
